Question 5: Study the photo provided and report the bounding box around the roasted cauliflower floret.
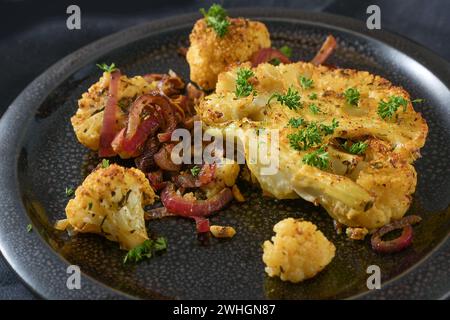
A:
[186,17,270,90]
[65,164,156,250]
[263,218,336,283]
[71,72,158,151]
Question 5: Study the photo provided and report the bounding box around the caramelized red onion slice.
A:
[154,144,181,172]
[311,35,337,65]
[160,183,233,217]
[146,170,164,191]
[193,216,210,234]
[144,206,175,220]
[371,215,422,254]
[99,70,121,157]
[251,48,291,67]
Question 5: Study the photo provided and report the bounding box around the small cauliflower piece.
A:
[71,72,158,151]
[263,218,336,283]
[186,18,271,90]
[65,164,156,250]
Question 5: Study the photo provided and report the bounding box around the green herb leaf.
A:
[287,117,305,128]
[288,122,322,150]
[308,93,318,100]
[269,57,281,66]
[309,103,320,114]
[88,202,93,210]
[190,165,201,177]
[235,68,256,98]
[378,95,408,119]
[268,87,301,110]
[102,159,110,168]
[26,224,33,233]
[123,237,167,264]
[302,145,329,170]
[96,63,117,73]
[343,141,368,155]
[65,187,74,197]
[279,45,292,58]
[411,98,425,103]
[319,118,339,135]
[200,4,230,37]
[299,76,314,89]
[344,87,360,106]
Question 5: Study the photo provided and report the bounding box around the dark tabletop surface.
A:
[0,0,448,300]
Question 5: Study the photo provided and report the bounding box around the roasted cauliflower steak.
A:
[65,164,156,250]
[186,17,271,90]
[197,62,428,229]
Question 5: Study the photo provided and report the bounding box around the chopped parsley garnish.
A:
[302,145,329,170]
[268,87,301,110]
[26,224,33,233]
[299,76,314,89]
[343,141,368,155]
[411,98,425,103]
[319,118,339,135]
[287,117,305,128]
[309,93,318,100]
[96,63,117,73]
[65,187,74,197]
[309,103,320,114]
[190,165,201,177]
[378,95,408,119]
[200,4,230,37]
[101,159,110,168]
[123,237,167,264]
[269,58,281,66]
[235,68,256,98]
[287,119,339,151]
[279,45,292,58]
[288,122,322,150]
[88,202,93,210]
[344,87,360,106]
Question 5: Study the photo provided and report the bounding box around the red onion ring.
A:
[192,216,210,234]
[371,215,422,254]
[99,70,121,157]
[311,35,337,66]
[160,183,233,217]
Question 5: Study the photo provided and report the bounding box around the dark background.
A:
[0,0,448,299]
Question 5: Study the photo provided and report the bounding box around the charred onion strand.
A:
[160,183,233,217]
[251,48,291,67]
[144,206,175,220]
[193,216,210,233]
[311,35,337,65]
[154,144,181,172]
[371,215,422,254]
[99,70,121,157]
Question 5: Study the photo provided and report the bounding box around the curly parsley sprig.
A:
[123,237,167,264]
[235,68,256,98]
[342,141,368,155]
[268,87,302,110]
[378,95,408,119]
[96,62,117,73]
[344,87,360,106]
[302,145,329,170]
[200,4,230,37]
[287,119,339,151]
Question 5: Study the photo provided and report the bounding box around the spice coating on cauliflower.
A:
[71,72,158,151]
[65,164,156,250]
[263,218,335,283]
[186,18,271,90]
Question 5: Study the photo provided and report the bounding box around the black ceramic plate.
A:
[0,9,449,300]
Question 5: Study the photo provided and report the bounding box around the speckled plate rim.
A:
[0,8,449,300]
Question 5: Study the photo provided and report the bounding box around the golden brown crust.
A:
[186,18,271,90]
